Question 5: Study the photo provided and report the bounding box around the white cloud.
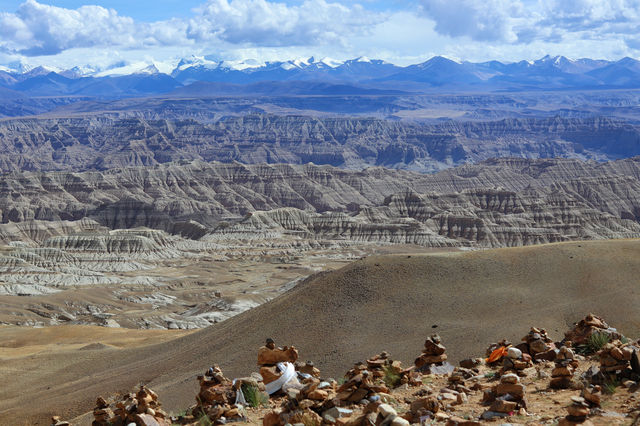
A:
[420,0,525,42]
[0,0,188,56]
[420,0,640,47]
[186,0,381,46]
[0,0,640,68]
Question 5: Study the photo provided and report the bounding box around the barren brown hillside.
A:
[2,239,640,424]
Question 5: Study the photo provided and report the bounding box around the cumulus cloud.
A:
[1,0,640,65]
[420,0,525,42]
[420,0,640,47]
[545,0,640,28]
[186,0,381,46]
[0,0,382,57]
[0,0,145,55]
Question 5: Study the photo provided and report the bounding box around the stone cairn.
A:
[192,364,249,424]
[405,394,441,424]
[295,360,321,378]
[598,340,636,375]
[257,338,299,390]
[564,313,621,346]
[582,384,602,408]
[501,346,533,376]
[91,386,170,426]
[485,338,512,366]
[336,362,390,404]
[415,334,448,373]
[365,352,403,382]
[550,344,578,389]
[447,367,475,396]
[262,376,333,426]
[262,344,337,426]
[520,327,557,361]
[267,350,419,426]
[557,396,594,426]
[482,373,527,419]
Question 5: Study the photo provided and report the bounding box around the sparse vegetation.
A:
[196,409,213,426]
[576,331,611,355]
[382,364,402,388]
[241,383,269,408]
[602,376,620,394]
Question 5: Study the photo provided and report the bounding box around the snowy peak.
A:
[59,66,97,78]
[175,56,219,71]
[22,65,61,78]
[136,64,161,75]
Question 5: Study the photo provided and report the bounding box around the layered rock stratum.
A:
[0,115,639,172]
[2,157,640,248]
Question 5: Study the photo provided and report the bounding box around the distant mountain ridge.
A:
[2,55,640,98]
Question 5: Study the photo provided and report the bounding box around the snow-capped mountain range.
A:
[1,55,640,98]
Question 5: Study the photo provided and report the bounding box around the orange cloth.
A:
[487,346,509,363]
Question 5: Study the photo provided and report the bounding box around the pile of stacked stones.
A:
[598,340,636,375]
[295,360,320,378]
[365,351,425,387]
[257,338,299,389]
[558,396,593,426]
[550,345,578,389]
[261,343,349,426]
[485,338,512,365]
[435,366,480,410]
[405,394,442,423]
[336,364,390,404]
[447,367,475,395]
[565,314,621,346]
[92,386,170,426]
[365,352,404,382]
[415,334,448,372]
[92,397,113,425]
[582,384,602,408]
[482,373,527,419]
[265,353,405,425]
[192,365,248,424]
[519,327,557,361]
[263,377,337,426]
[501,346,533,376]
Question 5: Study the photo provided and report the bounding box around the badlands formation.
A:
[3,156,640,329]
[1,105,640,424]
[0,115,638,173]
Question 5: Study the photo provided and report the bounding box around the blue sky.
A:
[0,0,410,20]
[3,0,213,21]
[0,0,639,71]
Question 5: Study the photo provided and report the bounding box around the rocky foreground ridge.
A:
[3,240,640,424]
[52,314,640,425]
[0,115,638,173]
[2,157,640,248]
